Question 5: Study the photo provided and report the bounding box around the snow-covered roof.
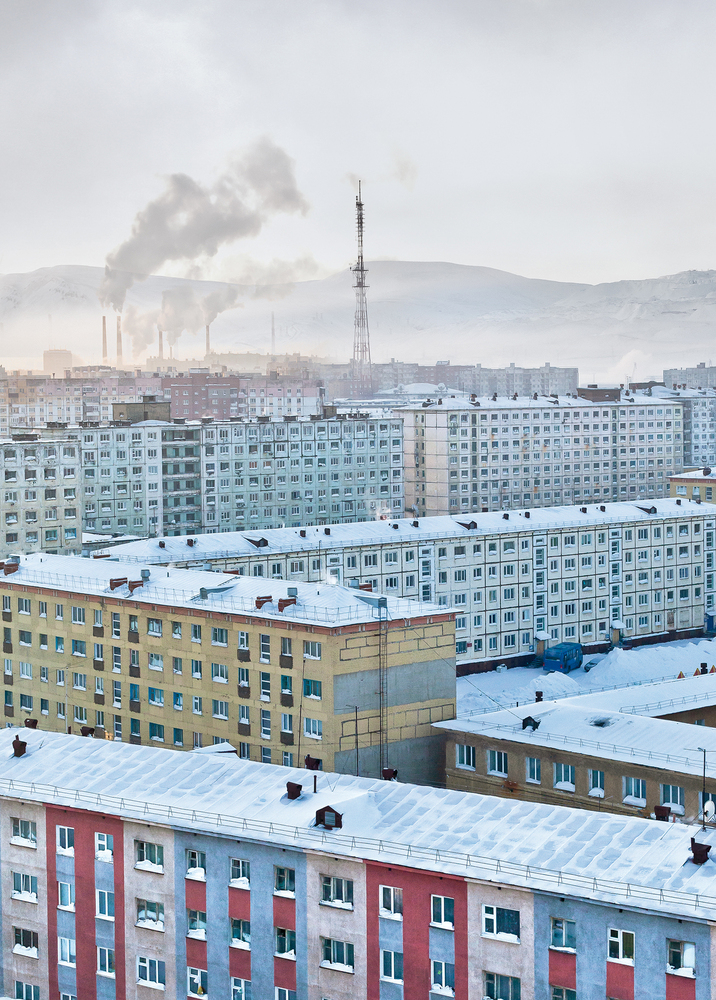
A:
[2,728,716,919]
[437,673,716,780]
[98,499,708,564]
[395,391,686,411]
[670,469,716,480]
[1,553,445,628]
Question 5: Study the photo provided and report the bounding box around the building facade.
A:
[401,393,684,517]
[104,499,711,671]
[1,728,716,1000]
[670,469,716,504]
[0,553,456,782]
[200,413,404,533]
[437,674,716,821]
[162,372,325,421]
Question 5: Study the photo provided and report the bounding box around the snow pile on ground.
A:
[457,637,716,717]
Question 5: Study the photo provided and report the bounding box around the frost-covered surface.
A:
[8,552,443,627]
[2,728,716,918]
[457,638,716,716]
[103,498,702,564]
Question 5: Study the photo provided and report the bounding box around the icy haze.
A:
[1,261,716,380]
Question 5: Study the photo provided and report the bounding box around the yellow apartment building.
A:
[0,553,456,784]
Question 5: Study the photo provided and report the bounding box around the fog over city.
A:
[2,0,716,376]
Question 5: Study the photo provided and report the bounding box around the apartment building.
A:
[673,389,716,468]
[0,553,455,781]
[104,499,711,671]
[670,468,716,504]
[0,429,84,559]
[438,673,716,821]
[401,392,683,517]
[2,727,716,1000]
[0,372,163,431]
[200,413,404,533]
[162,372,324,420]
[370,361,579,396]
[665,361,716,390]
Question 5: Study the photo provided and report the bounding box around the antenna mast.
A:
[351,181,372,398]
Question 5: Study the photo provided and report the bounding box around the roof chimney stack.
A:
[102,315,107,363]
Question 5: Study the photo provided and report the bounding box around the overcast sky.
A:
[2,0,716,285]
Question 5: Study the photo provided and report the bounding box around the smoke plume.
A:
[99,137,309,312]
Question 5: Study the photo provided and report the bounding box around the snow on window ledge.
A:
[667,965,695,978]
[229,877,250,890]
[13,944,38,959]
[135,919,165,932]
[136,979,165,991]
[482,931,520,945]
[185,867,206,881]
[95,849,113,863]
[622,795,646,808]
[430,985,455,997]
[273,889,295,899]
[553,781,575,793]
[320,899,353,911]
[12,890,38,903]
[10,836,37,849]
[379,908,402,921]
[187,929,206,940]
[135,860,164,874]
[588,787,605,798]
[230,939,250,951]
[319,960,355,974]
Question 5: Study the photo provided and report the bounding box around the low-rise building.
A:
[670,468,716,504]
[437,672,716,821]
[102,499,712,670]
[1,727,716,1000]
[0,553,455,782]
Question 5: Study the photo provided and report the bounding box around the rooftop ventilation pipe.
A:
[412,520,419,527]
[524,511,530,518]
[324,528,331,535]
[109,577,128,591]
[304,754,321,771]
[80,726,95,738]
[535,691,543,702]
[691,837,711,864]
[382,767,398,780]
[23,719,38,729]
[12,736,26,757]
[158,540,166,549]
[3,563,18,576]
[141,569,151,581]
[187,538,195,547]
[127,580,144,594]
[287,587,298,597]
[299,530,306,538]
[278,597,296,612]
[255,595,273,609]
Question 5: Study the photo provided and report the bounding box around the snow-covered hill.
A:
[1,261,716,381]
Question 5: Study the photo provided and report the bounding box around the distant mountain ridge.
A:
[1,261,715,381]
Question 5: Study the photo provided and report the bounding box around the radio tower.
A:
[351,181,372,398]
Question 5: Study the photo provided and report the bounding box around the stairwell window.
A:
[487,749,508,777]
[431,894,455,928]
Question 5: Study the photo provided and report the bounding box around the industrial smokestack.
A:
[116,315,123,367]
[102,315,107,363]
[271,311,275,356]
[205,324,210,357]
[158,329,164,360]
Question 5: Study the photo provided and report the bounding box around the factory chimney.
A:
[116,315,123,368]
[271,312,276,356]
[102,316,107,364]
[205,325,210,357]
[158,329,164,360]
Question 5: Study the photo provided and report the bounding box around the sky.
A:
[2,0,716,286]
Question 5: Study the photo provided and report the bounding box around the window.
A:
[12,871,38,900]
[275,926,296,957]
[135,840,164,871]
[187,849,206,876]
[57,879,75,909]
[661,784,685,813]
[71,639,86,657]
[193,695,203,715]
[589,769,605,796]
[191,624,202,643]
[275,866,295,894]
[231,918,251,948]
[608,927,635,963]
[483,904,520,941]
[432,960,455,994]
[526,757,541,783]
[431,894,455,928]
[304,717,322,739]
[551,917,576,949]
[58,936,76,965]
[138,956,166,986]
[551,990,576,1000]
[136,898,165,928]
[321,937,354,970]
[71,606,85,625]
[57,825,74,854]
[668,940,695,975]
[553,762,575,790]
[321,874,353,906]
[147,618,162,636]
[97,889,115,918]
[230,858,251,885]
[11,818,36,847]
[260,633,270,662]
[232,978,251,1000]
[14,983,39,1000]
[191,659,202,678]
[303,677,322,699]
[380,884,403,917]
[487,749,508,776]
[303,640,321,659]
[97,948,114,976]
[623,776,646,804]
[188,969,208,997]
[484,974,521,1000]
[187,908,207,937]
[381,949,404,982]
